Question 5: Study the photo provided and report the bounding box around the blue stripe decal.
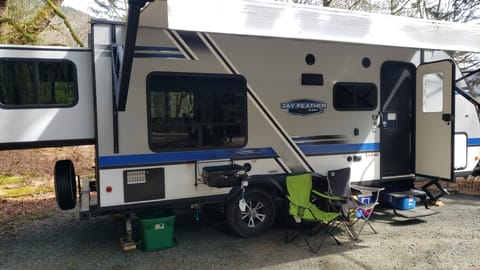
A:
[299,139,480,155]
[468,138,480,146]
[99,148,277,168]
[298,143,380,155]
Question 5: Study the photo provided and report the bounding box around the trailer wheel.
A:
[226,188,275,238]
[54,160,77,210]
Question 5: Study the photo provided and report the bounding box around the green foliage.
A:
[9,0,44,22]
[1,186,53,198]
[0,0,88,46]
[40,6,89,47]
[0,175,53,199]
[0,175,23,185]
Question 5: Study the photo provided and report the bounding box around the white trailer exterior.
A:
[1,0,480,237]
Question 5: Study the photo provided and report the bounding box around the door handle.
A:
[442,114,451,122]
[346,155,362,162]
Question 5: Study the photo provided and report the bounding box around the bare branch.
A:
[392,0,412,15]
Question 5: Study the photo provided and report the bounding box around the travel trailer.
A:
[1,0,480,244]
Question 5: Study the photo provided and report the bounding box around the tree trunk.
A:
[0,0,9,35]
[26,0,64,39]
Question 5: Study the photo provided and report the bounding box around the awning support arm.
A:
[116,0,153,111]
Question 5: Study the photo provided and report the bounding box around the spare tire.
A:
[54,160,77,210]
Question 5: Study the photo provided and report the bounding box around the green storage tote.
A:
[137,211,175,251]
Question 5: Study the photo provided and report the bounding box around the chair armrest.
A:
[350,185,385,203]
[312,189,344,201]
[350,184,385,194]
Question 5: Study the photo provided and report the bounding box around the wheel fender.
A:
[226,174,286,202]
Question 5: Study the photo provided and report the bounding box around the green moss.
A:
[1,186,53,198]
[0,175,24,185]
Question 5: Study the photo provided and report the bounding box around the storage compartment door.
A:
[415,60,455,181]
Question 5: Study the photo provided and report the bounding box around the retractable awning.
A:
[117,0,480,111]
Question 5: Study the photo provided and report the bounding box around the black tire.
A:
[226,188,275,238]
[54,160,77,210]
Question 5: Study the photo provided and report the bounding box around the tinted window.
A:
[147,72,248,151]
[0,59,77,108]
[333,82,377,111]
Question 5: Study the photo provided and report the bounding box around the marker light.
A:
[106,186,113,193]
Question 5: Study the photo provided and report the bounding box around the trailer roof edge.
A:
[139,0,480,52]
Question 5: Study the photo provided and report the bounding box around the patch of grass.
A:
[1,186,53,198]
[0,175,24,185]
[29,210,52,220]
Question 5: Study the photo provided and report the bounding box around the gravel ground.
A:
[1,193,480,270]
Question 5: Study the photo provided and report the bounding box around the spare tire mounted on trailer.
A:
[54,160,77,210]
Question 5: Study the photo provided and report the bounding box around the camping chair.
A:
[324,168,385,240]
[285,173,345,253]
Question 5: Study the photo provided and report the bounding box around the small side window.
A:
[147,72,248,152]
[333,82,377,111]
[422,72,444,113]
[0,59,78,108]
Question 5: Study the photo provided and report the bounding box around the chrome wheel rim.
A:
[241,200,266,228]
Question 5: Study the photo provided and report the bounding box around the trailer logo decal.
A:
[280,99,327,115]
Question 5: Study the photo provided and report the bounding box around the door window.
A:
[422,72,444,113]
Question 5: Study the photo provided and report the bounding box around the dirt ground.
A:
[1,179,480,270]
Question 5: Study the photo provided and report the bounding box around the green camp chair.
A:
[285,173,345,253]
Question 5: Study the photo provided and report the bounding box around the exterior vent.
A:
[126,170,147,184]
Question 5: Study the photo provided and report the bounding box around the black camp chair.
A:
[321,168,384,240]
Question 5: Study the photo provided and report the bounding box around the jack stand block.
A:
[120,237,137,252]
[120,213,137,252]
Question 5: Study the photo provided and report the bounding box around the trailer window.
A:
[147,72,248,151]
[333,82,377,111]
[0,59,77,108]
[422,72,444,113]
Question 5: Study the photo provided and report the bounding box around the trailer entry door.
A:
[415,60,455,181]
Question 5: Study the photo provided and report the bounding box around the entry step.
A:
[386,189,427,199]
[393,207,439,219]
[384,189,439,218]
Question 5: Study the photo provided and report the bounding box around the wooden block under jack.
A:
[431,200,445,207]
[120,237,137,252]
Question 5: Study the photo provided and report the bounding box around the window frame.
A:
[0,58,79,109]
[332,82,378,111]
[146,71,248,152]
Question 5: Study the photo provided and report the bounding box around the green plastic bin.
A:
[137,211,175,252]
